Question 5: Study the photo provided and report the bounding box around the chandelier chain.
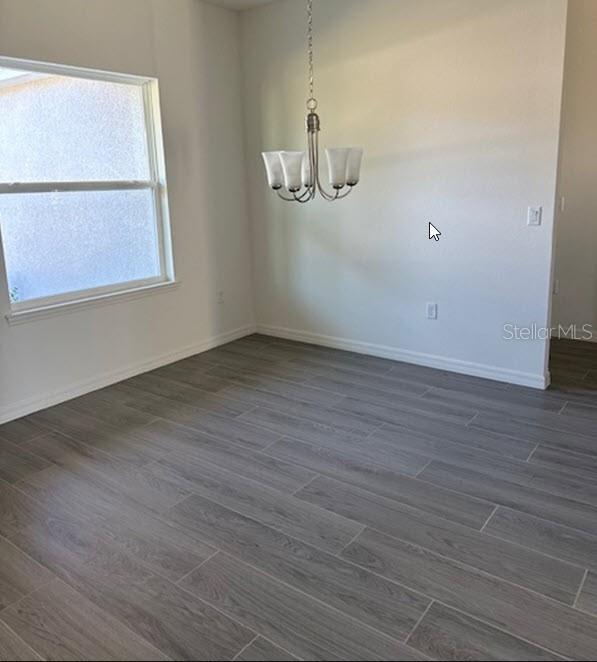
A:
[307,0,314,102]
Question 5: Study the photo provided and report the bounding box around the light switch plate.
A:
[527,206,542,226]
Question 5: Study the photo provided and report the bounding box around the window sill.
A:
[5,280,180,326]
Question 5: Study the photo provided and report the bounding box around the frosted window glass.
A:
[0,189,160,302]
[0,74,149,182]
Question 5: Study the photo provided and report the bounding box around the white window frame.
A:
[0,56,175,321]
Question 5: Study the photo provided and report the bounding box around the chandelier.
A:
[261,0,362,203]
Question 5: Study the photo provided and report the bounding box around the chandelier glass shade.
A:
[261,0,362,203]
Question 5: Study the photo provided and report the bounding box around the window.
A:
[0,58,173,317]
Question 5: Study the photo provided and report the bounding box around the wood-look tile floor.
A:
[0,335,596,660]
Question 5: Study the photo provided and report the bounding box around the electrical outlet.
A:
[527,206,542,226]
[216,290,224,304]
[426,302,438,320]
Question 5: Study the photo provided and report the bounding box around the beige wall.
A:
[241,0,567,387]
[0,0,255,422]
[552,0,597,340]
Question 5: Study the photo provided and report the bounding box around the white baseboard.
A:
[1,320,549,426]
[0,323,257,425]
[257,324,548,389]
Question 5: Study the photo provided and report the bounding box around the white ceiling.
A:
[207,0,275,10]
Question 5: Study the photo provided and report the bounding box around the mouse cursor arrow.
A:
[429,223,441,241]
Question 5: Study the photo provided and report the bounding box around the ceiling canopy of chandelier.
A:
[261,0,363,203]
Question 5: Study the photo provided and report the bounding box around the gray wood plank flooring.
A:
[234,635,299,661]
[0,334,596,659]
[0,535,54,609]
[0,619,44,661]
[407,602,563,661]
[180,551,424,661]
[483,507,597,573]
[1,578,169,661]
[578,571,597,616]
[295,475,584,603]
[342,527,597,659]
[169,494,428,640]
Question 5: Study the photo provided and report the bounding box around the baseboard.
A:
[1,319,549,425]
[0,323,257,424]
[257,324,548,389]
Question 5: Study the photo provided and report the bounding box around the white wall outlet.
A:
[527,206,542,226]
[216,290,224,304]
[559,196,565,213]
[426,302,438,319]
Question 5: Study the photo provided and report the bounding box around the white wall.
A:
[241,0,567,387]
[0,0,572,419]
[552,0,597,340]
[0,0,255,422]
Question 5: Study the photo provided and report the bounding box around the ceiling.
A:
[207,0,275,10]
